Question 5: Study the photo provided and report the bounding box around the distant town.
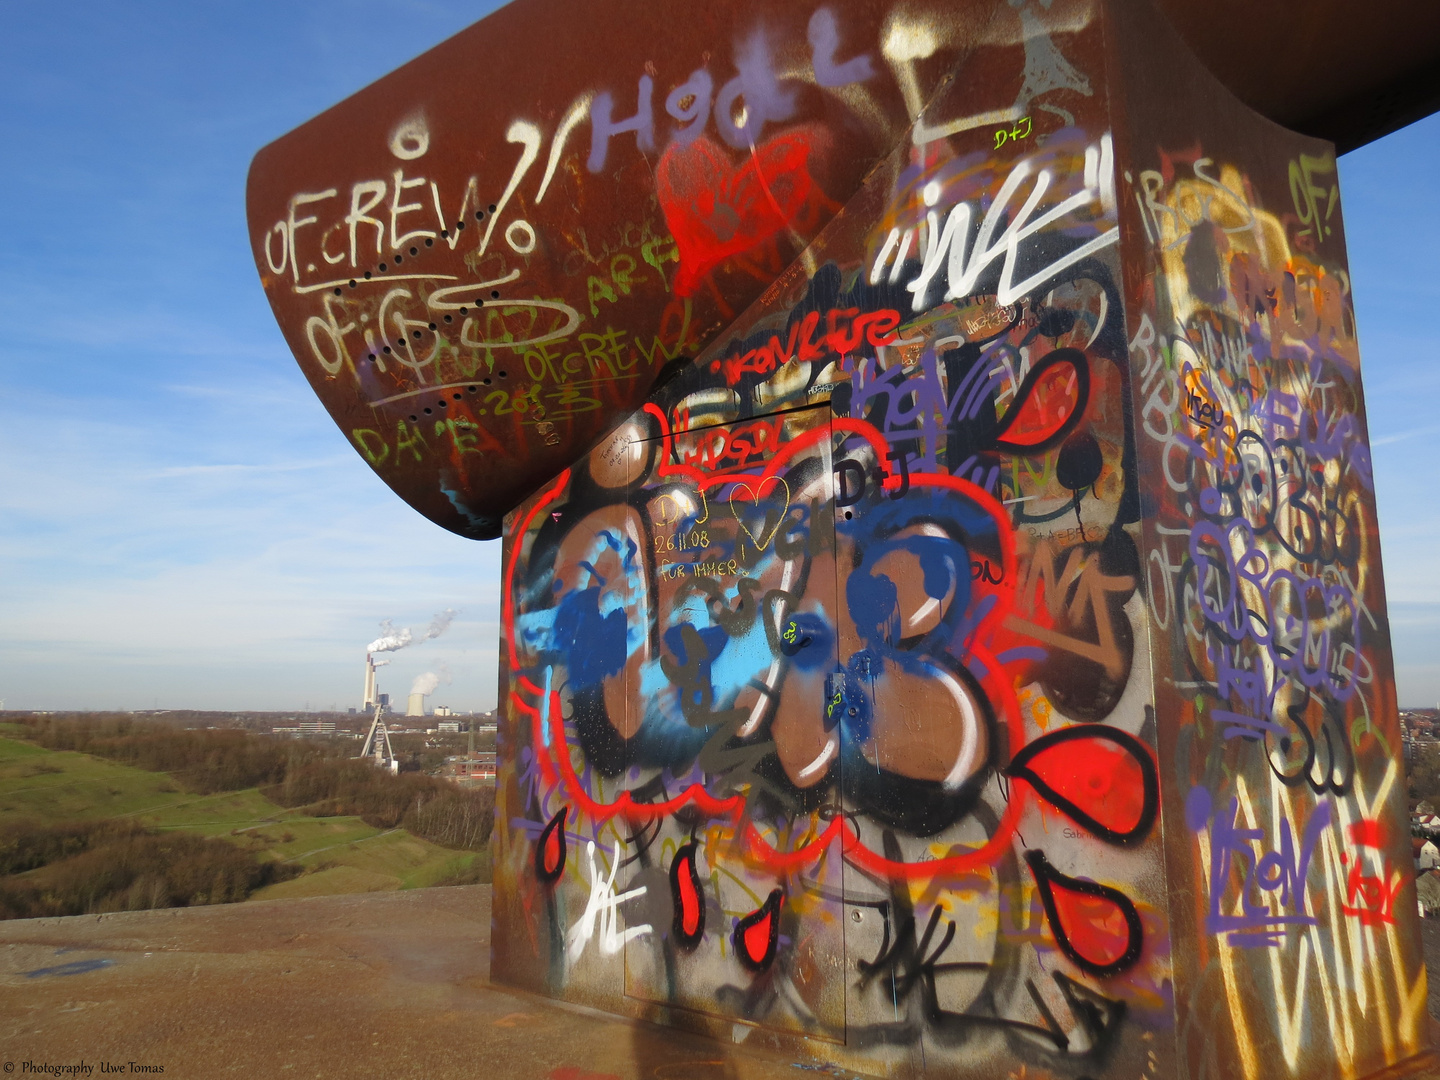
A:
[1398,708,1440,915]
[15,705,500,786]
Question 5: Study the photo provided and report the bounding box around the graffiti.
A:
[1288,152,1339,251]
[1186,785,1331,947]
[493,8,1178,1060]
[587,15,876,173]
[733,889,783,971]
[872,135,1117,311]
[227,0,1405,1077]
[1126,44,1422,1076]
[1024,850,1143,977]
[709,306,902,386]
[1339,820,1403,927]
[669,840,707,949]
[1005,725,1157,845]
[993,115,1033,150]
[566,839,653,964]
[535,805,569,885]
[658,130,839,298]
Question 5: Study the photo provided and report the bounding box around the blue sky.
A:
[0,3,1435,712]
[1342,113,1440,708]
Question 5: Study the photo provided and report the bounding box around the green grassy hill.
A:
[0,735,487,905]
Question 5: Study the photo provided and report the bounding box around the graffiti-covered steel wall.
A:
[248,0,1432,1077]
[1113,6,1429,1078]
[246,0,993,539]
[487,3,1431,1078]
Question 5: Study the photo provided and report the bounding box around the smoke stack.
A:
[362,654,377,710]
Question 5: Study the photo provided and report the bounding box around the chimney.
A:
[362,653,377,710]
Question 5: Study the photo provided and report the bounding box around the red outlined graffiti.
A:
[505,412,1054,880]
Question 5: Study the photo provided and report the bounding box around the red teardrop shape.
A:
[993,350,1088,450]
[744,916,770,960]
[1006,726,1158,845]
[679,867,700,935]
[733,888,783,972]
[670,842,705,950]
[1025,850,1142,977]
[535,806,568,884]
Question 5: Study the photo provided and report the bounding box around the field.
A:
[0,734,487,902]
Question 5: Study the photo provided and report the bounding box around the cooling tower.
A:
[406,693,426,718]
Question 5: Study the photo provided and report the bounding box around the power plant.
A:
[406,671,441,717]
[361,653,379,711]
[358,652,398,770]
[358,613,457,718]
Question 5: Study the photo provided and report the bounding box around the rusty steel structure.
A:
[248,1,1438,1077]
[246,0,1440,540]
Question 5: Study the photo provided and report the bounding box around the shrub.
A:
[0,829,298,920]
[12,714,335,794]
[7,714,496,855]
[263,759,494,851]
[0,819,144,876]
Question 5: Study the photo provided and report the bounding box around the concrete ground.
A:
[0,886,812,1080]
[3,887,1440,1080]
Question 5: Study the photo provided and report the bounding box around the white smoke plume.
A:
[367,620,413,654]
[371,658,391,668]
[366,609,457,654]
[422,608,459,641]
[411,671,441,697]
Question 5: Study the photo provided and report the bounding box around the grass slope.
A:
[0,737,486,900]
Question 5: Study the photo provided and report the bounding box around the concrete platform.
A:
[0,887,818,1080]
[5,886,1440,1079]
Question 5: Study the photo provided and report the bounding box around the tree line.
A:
[12,714,496,852]
[1,714,496,919]
[0,818,298,919]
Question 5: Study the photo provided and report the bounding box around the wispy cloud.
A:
[1371,424,1440,447]
[149,458,348,478]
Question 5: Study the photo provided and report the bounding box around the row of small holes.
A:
[407,379,507,422]
[363,309,502,361]
[333,204,501,294]
[318,202,507,371]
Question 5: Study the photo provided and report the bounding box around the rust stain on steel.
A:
[245,0,999,538]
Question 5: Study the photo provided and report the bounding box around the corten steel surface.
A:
[1153,0,1440,153]
[246,0,998,538]
[246,0,1440,539]
[483,0,1434,1077]
[246,1,1440,1078]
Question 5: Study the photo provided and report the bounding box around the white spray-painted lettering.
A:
[566,841,651,965]
[874,134,1116,310]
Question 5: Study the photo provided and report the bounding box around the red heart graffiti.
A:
[657,130,822,297]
